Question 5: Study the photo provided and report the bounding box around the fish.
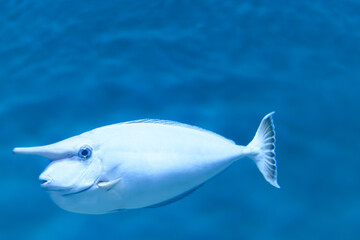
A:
[13,112,279,214]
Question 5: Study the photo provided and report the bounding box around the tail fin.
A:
[246,112,280,188]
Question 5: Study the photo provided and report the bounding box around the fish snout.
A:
[38,171,80,193]
[38,175,69,192]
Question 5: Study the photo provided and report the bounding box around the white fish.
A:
[13,112,279,214]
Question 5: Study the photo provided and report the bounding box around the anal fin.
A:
[146,184,203,208]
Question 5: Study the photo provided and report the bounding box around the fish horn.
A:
[13,144,73,160]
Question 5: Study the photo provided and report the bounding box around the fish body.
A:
[14,113,279,214]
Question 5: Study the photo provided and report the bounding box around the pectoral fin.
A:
[97,178,121,191]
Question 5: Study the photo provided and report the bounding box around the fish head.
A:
[13,135,102,195]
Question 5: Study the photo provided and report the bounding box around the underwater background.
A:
[0,0,359,239]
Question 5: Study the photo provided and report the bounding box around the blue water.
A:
[1,1,359,239]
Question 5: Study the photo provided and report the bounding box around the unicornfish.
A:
[13,112,279,214]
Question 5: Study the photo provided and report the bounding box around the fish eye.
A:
[78,145,92,159]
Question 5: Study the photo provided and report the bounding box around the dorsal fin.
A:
[120,119,234,144]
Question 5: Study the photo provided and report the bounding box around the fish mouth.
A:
[39,177,53,189]
[40,176,52,186]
